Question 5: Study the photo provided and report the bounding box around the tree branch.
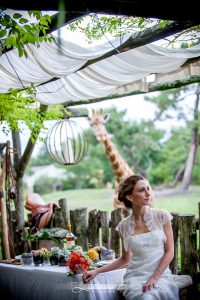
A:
[17,104,48,178]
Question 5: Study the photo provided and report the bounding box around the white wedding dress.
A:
[117,207,179,300]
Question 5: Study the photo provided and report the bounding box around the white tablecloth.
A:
[0,264,126,300]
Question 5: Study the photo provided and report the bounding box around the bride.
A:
[83,174,179,300]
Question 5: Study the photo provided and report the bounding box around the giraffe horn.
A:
[99,108,104,115]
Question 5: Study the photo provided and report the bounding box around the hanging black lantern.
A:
[46,119,88,165]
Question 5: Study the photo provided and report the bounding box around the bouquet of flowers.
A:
[31,249,44,255]
[87,248,99,261]
[100,248,115,260]
[67,248,92,275]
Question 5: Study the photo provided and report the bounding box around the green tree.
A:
[104,108,164,177]
[145,83,200,189]
[0,10,53,57]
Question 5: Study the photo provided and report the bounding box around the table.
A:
[0,263,126,300]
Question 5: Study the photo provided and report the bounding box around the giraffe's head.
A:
[88,108,110,142]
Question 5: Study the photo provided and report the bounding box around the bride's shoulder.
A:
[151,208,173,223]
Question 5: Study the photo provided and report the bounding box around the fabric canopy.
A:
[0,33,200,105]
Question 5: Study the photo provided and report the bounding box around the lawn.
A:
[41,185,200,217]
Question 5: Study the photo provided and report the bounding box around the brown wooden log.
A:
[58,198,70,229]
[0,214,5,259]
[70,208,88,250]
[87,209,100,248]
[99,211,109,248]
[198,203,200,268]
[0,195,10,259]
[110,208,129,258]
[27,213,32,226]
[53,207,62,228]
[170,212,179,274]
[179,214,197,279]
[0,158,10,259]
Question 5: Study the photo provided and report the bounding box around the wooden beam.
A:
[1,0,199,23]
[79,21,193,71]
[66,75,200,107]
[37,20,197,88]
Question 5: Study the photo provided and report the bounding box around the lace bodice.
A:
[116,207,173,251]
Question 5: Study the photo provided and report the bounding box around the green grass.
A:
[40,186,200,217]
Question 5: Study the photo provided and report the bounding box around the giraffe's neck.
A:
[103,138,133,183]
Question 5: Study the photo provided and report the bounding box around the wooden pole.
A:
[99,211,109,248]
[0,158,10,259]
[198,202,200,268]
[170,212,179,274]
[179,214,197,278]
[87,209,100,248]
[110,209,123,258]
[58,198,70,229]
[70,208,88,250]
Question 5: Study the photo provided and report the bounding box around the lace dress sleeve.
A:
[116,218,130,252]
[115,219,124,239]
[158,209,173,225]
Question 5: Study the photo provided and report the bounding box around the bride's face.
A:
[126,180,151,207]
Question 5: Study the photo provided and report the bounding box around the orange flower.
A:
[67,251,91,275]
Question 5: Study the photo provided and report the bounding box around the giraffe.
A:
[88,108,134,208]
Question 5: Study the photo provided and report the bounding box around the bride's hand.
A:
[82,269,98,283]
[142,277,157,292]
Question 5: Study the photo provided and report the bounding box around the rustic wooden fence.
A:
[26,198,199,291]
[49,199,200,282]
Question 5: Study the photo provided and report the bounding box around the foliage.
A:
[144,84,200,185]
[33,176,57,194]
[69,14,200,47]
[104,107,164,176]
[27,230,52,241]
[150,127,191,184]
[26,230,62,243]
[0,88,63,142]
[0,10,54,57]
[50,247,59,255]
[28,144,53,167]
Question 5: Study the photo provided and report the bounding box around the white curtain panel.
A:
[0,33,200,105]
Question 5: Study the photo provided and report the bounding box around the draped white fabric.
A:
[0,34,200,105]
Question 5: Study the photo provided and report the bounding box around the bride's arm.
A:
[83,239,131,283]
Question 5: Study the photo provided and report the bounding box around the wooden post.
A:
[0,214,4,259]
[88,209,100,247]
[170,212,179,274]
[179,214,197,278]
[70,208,88,250]
[99,211,109,248]
[50,199,69,228]
[58,198,69,229]
[0,158,10,259]
[53,207,62,227]
[110,208,128,258]
[198,202,200,268]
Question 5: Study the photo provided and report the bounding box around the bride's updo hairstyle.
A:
[118,175,146,208]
